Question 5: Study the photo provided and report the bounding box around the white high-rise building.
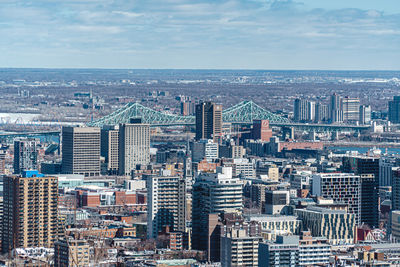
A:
[359,105,372,125]
[379,157,400,187]
[118,120,150,176]
[308,101,316,122]
[192,167,243,252]
[146,175,186,239]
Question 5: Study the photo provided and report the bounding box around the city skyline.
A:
[0,0,399,70]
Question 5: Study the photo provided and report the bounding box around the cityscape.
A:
[1,0,400,267]
[0,69,399,266]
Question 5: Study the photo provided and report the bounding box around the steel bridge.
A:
[0,101,371,141]
[87,100,290,127]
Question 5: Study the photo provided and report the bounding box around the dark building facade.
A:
[195,101,222,142]
[389,96,400,123]
[342,156,379,227]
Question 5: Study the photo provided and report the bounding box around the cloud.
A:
[0,0,399,69]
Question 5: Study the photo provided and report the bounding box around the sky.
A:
[0,0,399,70]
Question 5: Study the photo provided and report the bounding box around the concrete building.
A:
[13,138,38,174]
[380,156,400,187]
[265,190,290,215]
[259,235,299,267]
[308,101,316,122]
[100,125,119,174]
[147,175,186,239]
[295,206,356,245]
[231,145,246,159]
[391,210,400,242]
[294,98,309,122]
[195,101,222,142]
[192,167,243,258]
[315,103,329,123]
[192,139,219,162]
[62,126,101,177]
[2,170,58,252]
[312,173,361,225]
[118,120,150,176]
[388,96,400,123]
[221,229,261,267]
[54,238,90,267]
[359,105,372,125]
[392,169,400,210]
[246,214,302,241]
[259,232,331,267]
[342,97,360,122]
[330,93,343,123]
[298,231,331,266]
[223,158,255,179]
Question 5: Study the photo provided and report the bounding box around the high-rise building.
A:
[147,175,186,239]
[330,93,343,123]
[100,125,119,174]
[192,167,243,258]
[315,103,329,123]
[118,120,150,176]
[294,99,309,122]
[252,120,273,142]
[195,101,223,142]
[312,173,361,224]
[13,138,38,174]
[392,169,400,210]
[61,126,101,177]
[2,170,58,252]
[342,97,360,122]
[391,210,400,242]
[295,206,356,245]
[388,96,400,123]
[380,156,400,187]
[180,101,195,116]
[54,238,90,267]
[359,105,372,125]
[342,156,379,227]
[308,101,316,122]
[221,229,261,267]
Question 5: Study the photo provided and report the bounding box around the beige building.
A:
[2,172,58,252]
[62,126,101,176]
[296,206,356,245]
[54,238,90,267]
[118,121,150,176]
[221,229,261,267]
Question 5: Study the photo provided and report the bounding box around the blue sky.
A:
[0,0,399,69]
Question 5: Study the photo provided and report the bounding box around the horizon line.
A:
[0,67,399,72]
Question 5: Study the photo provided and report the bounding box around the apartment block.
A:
[2,171,58,252]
